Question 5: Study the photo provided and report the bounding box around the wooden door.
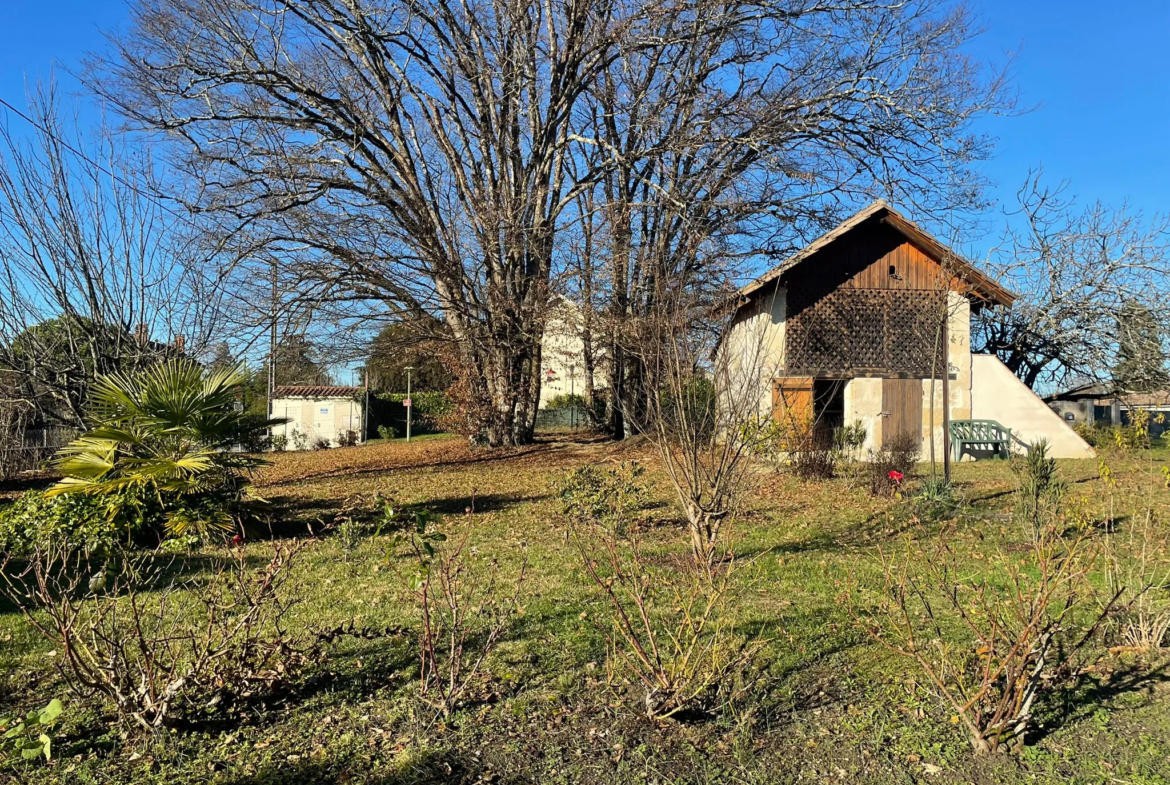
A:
[882,378,922,448]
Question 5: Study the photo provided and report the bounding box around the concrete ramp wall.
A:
[970,355,1096,459]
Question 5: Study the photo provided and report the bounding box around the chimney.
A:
[174,334,185,354]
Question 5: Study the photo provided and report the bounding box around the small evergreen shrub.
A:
[290,428,309,451]
[555,462,650,537]
[1011,439,1064,540]
[377,424,397,441]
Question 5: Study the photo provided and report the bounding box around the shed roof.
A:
[1046,384,1170,408]
[273,385,361,399]
[735,200,1016,307]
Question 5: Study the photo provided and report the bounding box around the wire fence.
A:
[535,405,590,432]
[0,427,77,479]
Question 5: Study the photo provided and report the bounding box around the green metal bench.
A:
[949,419,1013,462]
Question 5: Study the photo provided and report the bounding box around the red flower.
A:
[888,470,904,482]
[231,534,244,547]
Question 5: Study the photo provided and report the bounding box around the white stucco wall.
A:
[970,355,1095,459]
[721,285,787,419]
[843,377,884,452]
[921,292,973,460]
[272,396,363,448]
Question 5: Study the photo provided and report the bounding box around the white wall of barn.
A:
[719,284,787,420]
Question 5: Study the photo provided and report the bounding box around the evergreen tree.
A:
[208,342,236,372]
[365,324,452,392]
[1114,300,1168,392]
[269,335,334,387]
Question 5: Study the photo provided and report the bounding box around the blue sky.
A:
[1,0,1167,237]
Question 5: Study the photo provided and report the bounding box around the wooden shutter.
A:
[772,377,814,428]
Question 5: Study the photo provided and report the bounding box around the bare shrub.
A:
[1104,509,1170,653]
[789,425,837,481]
[0,541,308,733]
[638,295,776,570]
[846,522,1119,754]
[868,432,921,496]
[385,504,527,716]
[574,524,762,720]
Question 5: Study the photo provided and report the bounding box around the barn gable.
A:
[737,201,1012,380]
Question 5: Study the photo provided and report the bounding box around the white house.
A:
[720,201,1095,460]
[539,298,607,409]
[270,385,364,448]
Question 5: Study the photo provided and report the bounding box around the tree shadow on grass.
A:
[216,747,485,785]
[1030,657,1170,746]
[425,492,549,517]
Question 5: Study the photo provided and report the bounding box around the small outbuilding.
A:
[1047,385,1170,438]
[270,385,364,448]
[718,200,1096,459]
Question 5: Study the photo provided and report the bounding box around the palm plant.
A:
[48,360,284,540]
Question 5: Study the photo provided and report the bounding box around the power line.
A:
[0,95,196,225]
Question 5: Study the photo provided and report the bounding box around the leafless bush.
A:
[868,432,921,496]
[0,541,308,733]
[846,522,1119,754]
[574,524,762,720]
[388,506,527,717]
[636,287,780,570]
[1104,509,1170,653]
[789,425,838,481]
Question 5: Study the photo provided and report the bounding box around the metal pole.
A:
[570,363,576,431]
[268,259,277,420]
[406,366,414,442]
[942,315,952,484]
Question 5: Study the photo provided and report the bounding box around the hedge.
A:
[367,391,452,438]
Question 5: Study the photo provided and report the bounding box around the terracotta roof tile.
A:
[272,385,361,398]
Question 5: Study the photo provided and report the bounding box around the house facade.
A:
[721,201,1096,460]
[539,297,607,409]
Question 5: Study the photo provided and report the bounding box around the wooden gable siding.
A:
[784,220,945,313]
[781,219,950,378]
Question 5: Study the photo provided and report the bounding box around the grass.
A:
[2,434,1170,784]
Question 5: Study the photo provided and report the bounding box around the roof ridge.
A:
[731,200,1014,306]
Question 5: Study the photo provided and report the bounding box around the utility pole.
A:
[405,366,414,442]
[268,259,277,423]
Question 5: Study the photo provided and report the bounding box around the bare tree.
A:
[90,0,1010,446]
[0,87,228,427]
[974,172,1170,390]
[574,0,1012,437]
[91,0,638,446]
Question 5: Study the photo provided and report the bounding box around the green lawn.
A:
[2,435,1169,784]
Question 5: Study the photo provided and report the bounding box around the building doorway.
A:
[881,377,922,448]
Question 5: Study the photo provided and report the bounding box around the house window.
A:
[1064,413,1075,422]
